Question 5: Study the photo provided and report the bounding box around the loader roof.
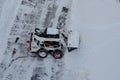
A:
[47,28,59,35]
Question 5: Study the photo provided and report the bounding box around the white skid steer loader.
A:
[29,27,80,59]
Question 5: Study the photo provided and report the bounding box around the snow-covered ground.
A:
[68,0,120,80]
[0,0,6,16]
[0,0,120,80]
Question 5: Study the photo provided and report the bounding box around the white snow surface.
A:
[69,0,120,80]
[0,0,120,80]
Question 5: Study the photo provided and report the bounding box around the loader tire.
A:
[38,49,48,58]
[53,50,63,59]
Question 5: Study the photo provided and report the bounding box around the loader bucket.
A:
[67,30,80,52]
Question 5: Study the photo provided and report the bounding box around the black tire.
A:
[38,49,48,58]
[53,50,64,59]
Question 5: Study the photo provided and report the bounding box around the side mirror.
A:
[35,28,41,35]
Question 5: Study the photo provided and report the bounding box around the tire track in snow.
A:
[51,59,65,80]
[0,0,46,80]
[7,56,28,69]
[50,0,72,79]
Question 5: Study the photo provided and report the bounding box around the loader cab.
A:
[46,28,60,38]
[34,28,60,38]
[44,41,61,48]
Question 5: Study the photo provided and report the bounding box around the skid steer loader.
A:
[29,27,80,59]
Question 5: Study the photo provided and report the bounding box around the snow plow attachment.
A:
[67,30,80,52]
